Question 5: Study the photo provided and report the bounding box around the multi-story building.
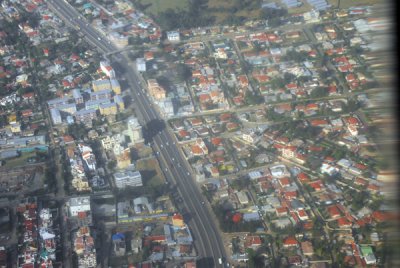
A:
[75,109,97,123]
[114,170,143,188]
[136,58,146,72]
[114,95,125,110]
[85,99,111,110]
[125,117,144,145]
[47,97,71,109]
[167,31,180,42]
[99,102,118,115]
[100,61,115,78]
[72,89,84,104]
[110,79,121,95]
[68,196,91,217]
[50,108,62,125]
[92,79,111,92]
[58,103,77,115]
[90,89,112,101]
[147,79,166,100]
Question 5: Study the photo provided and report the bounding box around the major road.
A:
[48,0,227,266]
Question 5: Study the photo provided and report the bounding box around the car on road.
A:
[165,168,168,172]
[187,172,190,176]
[97,37,101,41]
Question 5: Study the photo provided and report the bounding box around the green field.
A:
[136,0,189,15]
[2,151,37,169]
[327,0,382,8]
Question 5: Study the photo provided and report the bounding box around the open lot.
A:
[136,0,189,15]
[208,0,261,24]
[327,0,382,8]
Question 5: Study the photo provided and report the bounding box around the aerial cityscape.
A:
[0,0,397,267]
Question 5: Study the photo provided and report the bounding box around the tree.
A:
[107,160,117,171]
[176,63,192,82]
[310,87,328,98]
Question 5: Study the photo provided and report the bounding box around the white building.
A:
[100,61,115,78]
[50,108,62,125]
[68,196,91,217]
[136,58,146,72]
[125,116,144,145]
[166,31,180,42]
[114,170,142,188]
[158,99,174,117]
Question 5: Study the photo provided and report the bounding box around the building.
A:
[68,196,91,217]
[167,31,180,42]
[75,109,97,123]
[92,79,111,92]
[9,122,21,133]
[72,89,84,104]
[100,61,115,78]
[116,148,132,169]
[58,103,77,115]
[136,58,146,72]
[85,99,111,110]
[158,99,174,117]
[148,79,166,100]
[236,191,249,205]
[125,117,144,145]
[99,103,118,115]
[50,109,62,125]
[114,170,143,188]
[114,95,125,110]
[110,79,121,94]
[90,89,112,101]
[101,134,124,151]
[112,233,126,257]
[47,97,71,109]
[172,213,184,227]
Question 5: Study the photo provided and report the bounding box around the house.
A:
[297,173,310,183]
[244,236,262,249]
[337,217,352,228]
[327,205,341,219]
[301,241,314,256]
[172,213,184,227]
[166,31,180,42]
[276,207,288,217]
[297,209,309,221]
[283,236,298,248]
[278,177,291,188]
[308,180,324,191]
[236,191,249,205]
[114,170,142,188]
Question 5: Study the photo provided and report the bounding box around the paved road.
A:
[49,0,227,266]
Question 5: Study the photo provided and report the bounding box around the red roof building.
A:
[283,236,298,248]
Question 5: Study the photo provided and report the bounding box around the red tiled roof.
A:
[283,236,298,246]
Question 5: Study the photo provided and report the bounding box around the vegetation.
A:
[155,0,215,30]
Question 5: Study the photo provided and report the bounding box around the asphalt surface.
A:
[48,0,227,266]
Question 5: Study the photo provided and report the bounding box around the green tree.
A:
[176,63,192,82]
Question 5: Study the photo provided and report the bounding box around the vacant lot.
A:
[208,0,261,24]
[327,0,382,8]
[136,0,189,15]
